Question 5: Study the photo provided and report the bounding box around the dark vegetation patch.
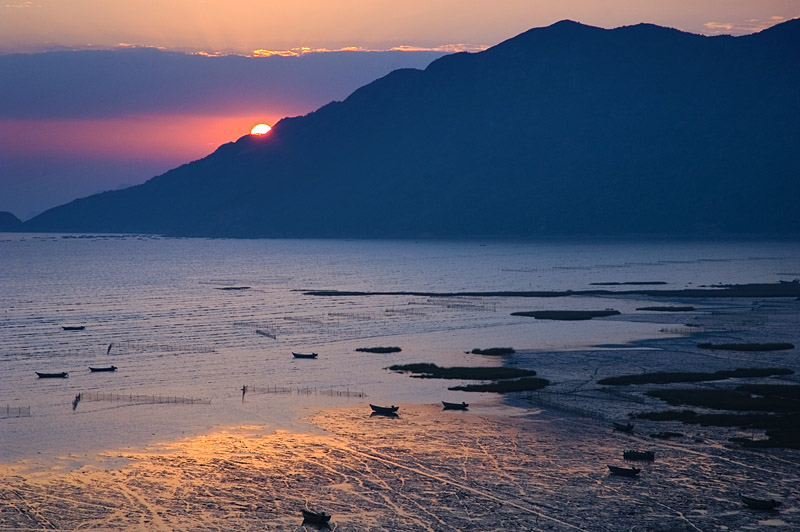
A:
[471,347,515,356]
[598,367,793,386]
[511,310,620,321]
[303,282,800,299]
[650,431,683,439]
[698,342,794,351]
[636,306,695,312]
[633,385,800,449]
[356,346,401,353]
[738,383,800,400]
[633,409,697,422]
[645,387,800,412]
[448,377,550,393]
[591,282,667,286]
[388,363,536,380]
[634,410,800,449]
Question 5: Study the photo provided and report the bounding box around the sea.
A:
[1,234,798,465]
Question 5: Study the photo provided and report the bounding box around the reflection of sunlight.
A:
[5,405,800,530]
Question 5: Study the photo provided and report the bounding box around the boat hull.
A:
[301,509,331,523]
[370,404,399,414]
[89,366,117,372]
[741,495,781,510]
[623,450,654,461]
[36,372,69,378]
[442,401,469,410]
[608,465,641,477]
[292,352,318,359]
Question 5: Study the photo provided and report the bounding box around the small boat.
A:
[740,494,781,510]
[608,465,641,477]
[36,372,69,378]
[612,422,634,432]
[623,450,655,461]
[89,365,117,372]
[301,509,331,524]
[62,325,85,331]
[292,352,318,359]
[442,401,469,410]
[370,404,399,414]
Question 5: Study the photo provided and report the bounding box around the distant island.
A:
[19,19,800,238]
[0,212,22,231]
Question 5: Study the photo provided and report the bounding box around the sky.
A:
[1,0,798,220]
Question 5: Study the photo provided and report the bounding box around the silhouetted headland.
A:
[0,211,22,231]
[20,19,800,238]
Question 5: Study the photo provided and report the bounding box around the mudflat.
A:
[2,403,797,531]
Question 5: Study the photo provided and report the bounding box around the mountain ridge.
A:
[22,19,800,238]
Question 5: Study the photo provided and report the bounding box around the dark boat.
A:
[301,509,331,524]
[612,422,634,432]
[442,401,469,410]
[623,450,655,461]
[608,465,641,477]
[740,494,781,510]
[370,404,399,414]
[62,325,85,331]
[36,372,69,378]
[292,352,318,359]
[89,366,117,372]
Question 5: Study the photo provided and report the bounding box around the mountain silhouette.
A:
[0,211,22,231]
[23,20,800,238]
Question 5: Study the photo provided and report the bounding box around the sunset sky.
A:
[1,0,798,219]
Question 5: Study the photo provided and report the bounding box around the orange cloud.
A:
[252,44,484,58]
[703,16,789,35]
[390,44,488,53]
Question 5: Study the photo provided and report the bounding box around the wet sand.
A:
[2,403,798,531]
[2,283,799,530]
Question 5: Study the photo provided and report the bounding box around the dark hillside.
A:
[24,19,800,238]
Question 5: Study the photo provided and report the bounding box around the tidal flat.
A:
[2,237,799,530]
[2,404,799,531]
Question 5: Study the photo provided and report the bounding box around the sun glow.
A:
[250,123,272,135]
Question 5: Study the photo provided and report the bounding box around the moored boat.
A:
[62,325,85,331]
[89,366,117,372]
[623,450,655,461]
[292,352,318,359]
[301,509,331,524]
[370,404,399,414]
[740,494,781,510]
[36,371,69,378]
[442,401,469,410]
[612,422,634,432]
[608,465,641,477]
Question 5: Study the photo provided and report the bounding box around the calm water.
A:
[1,234,798,463]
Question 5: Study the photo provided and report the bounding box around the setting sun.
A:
[250,123,272,135]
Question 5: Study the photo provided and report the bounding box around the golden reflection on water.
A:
[1,405,798,531]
